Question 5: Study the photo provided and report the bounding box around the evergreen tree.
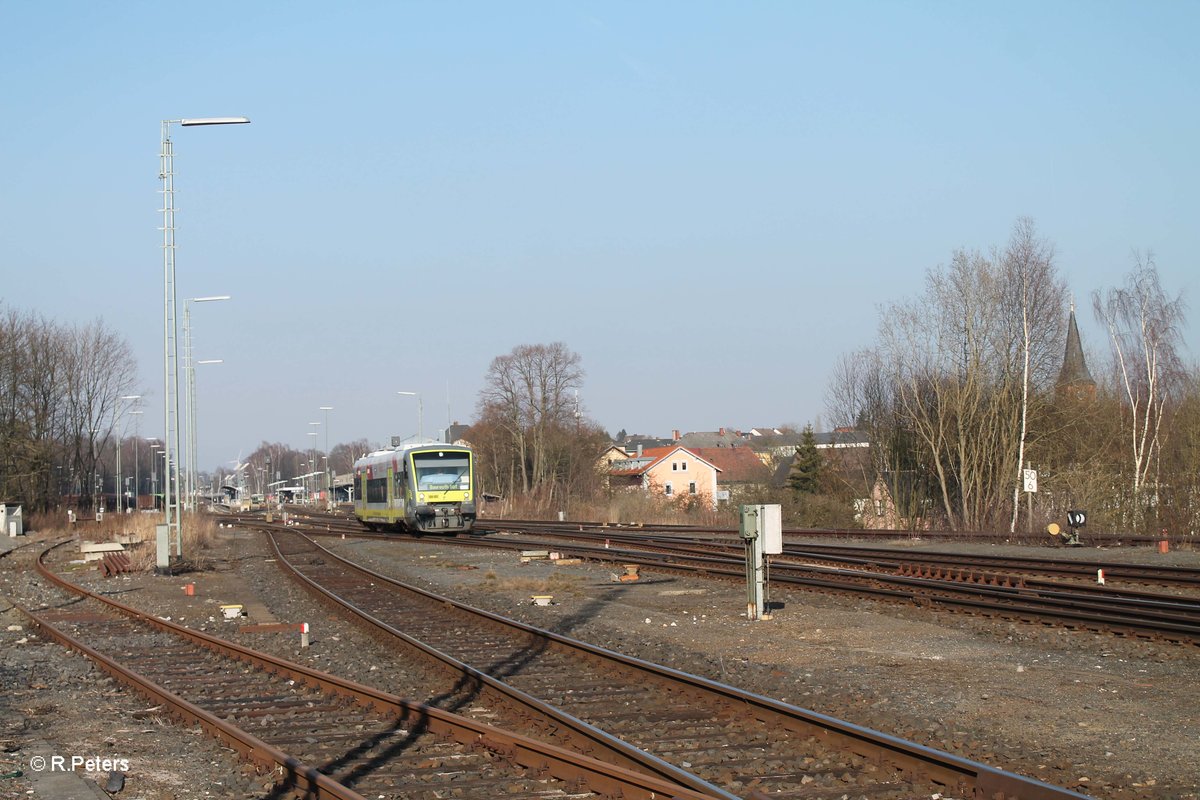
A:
[787,425,824,495]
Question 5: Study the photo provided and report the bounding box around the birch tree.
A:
[1002,218,1064,532]
[1093,255,1187,523]
[832,221,1064,531]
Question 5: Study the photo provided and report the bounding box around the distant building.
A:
[445,421,472,445]
[685,446,771,501]
[616,432,675,452]
[676,427,747,449]
[606,446,721,509]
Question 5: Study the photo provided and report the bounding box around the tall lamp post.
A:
[114,395,142,513]
[307,424,320,503]
[149,443,162,508]
[319,406,333,502]
[128,412,144,509]
[397,391,423,442]
[183,295,230,511]
[186,358,224,509]
[160,115,249,570]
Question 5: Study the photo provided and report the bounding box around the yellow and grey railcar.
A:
[353,443,475,533]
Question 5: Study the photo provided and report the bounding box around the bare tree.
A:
[473,342,608,512]
[0,306,138,511]
[478,342,584,495]
[1002,218,1065,532]
[1093,254,1187,523]
[837,222,1065,531]
[61,320,137,510]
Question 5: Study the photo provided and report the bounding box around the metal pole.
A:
[115,429,122,514]
[184,297,229,512]
[114,396,140,514]
[182,301,193,511]
[159,116,248,569]
[160,120,177,563]
[1026,461,1033,535]
[320,406,333,502]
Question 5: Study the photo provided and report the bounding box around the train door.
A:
[394,460,408,510]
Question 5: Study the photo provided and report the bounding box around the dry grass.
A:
[27,509,220,572]
[480,570,587,597]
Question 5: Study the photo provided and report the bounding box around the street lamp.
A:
[149,443,162,509]
[397,391,423,442]
[307,424,320,503]
[183,295,231,511]
[319,406,333,502]
[128,412,144,509]
[160,115,249,570]
[115,395,141,514]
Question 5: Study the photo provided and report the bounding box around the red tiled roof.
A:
[688,447,770,484]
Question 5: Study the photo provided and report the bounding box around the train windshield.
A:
[412,453,470,491]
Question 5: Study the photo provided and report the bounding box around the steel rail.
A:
[439,532,1200,643]
[477,523,1200,587]
[483,516,1192,548]
[260,525,1091,800]
[29,539,724,800]
[263,528,734,800]
[251,515,1200,641]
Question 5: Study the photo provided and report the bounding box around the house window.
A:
[681,461,688,471]
[665,483,673,496]
[689,482,697,494]
[672,462,678,471]
[874,499,884,516]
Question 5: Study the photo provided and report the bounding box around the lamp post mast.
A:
[159,116,248,569]
[320,406,333,503]
[184,296,230,511]
[115,396,141,513]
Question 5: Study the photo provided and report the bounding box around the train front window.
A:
[412,453,470,491]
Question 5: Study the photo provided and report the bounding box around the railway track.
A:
[251,523,1089,799]
[255,510,1200,645]
[481,517,1193,549]
[24,540,719,800]
[476,534,1200,645]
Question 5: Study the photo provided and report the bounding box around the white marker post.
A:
[300,622,310,648]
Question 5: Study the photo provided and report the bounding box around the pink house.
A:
[606,446,721,508]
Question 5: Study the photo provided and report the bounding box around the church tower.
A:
[1056,303,1096,402]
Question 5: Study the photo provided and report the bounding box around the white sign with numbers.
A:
[1023,469,1038,493]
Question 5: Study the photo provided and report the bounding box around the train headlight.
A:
[418,493,425,503]
[464,492,470,501]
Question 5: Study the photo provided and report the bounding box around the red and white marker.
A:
[300,622,310,647]
[1097,569,1105,585]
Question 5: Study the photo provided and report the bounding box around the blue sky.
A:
[2,2,1197,470]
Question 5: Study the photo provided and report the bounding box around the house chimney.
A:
[719,427,725,436]
[672,429,680,441]
[636,444,643,457]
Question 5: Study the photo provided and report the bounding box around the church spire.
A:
[1057,305,1095,399]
